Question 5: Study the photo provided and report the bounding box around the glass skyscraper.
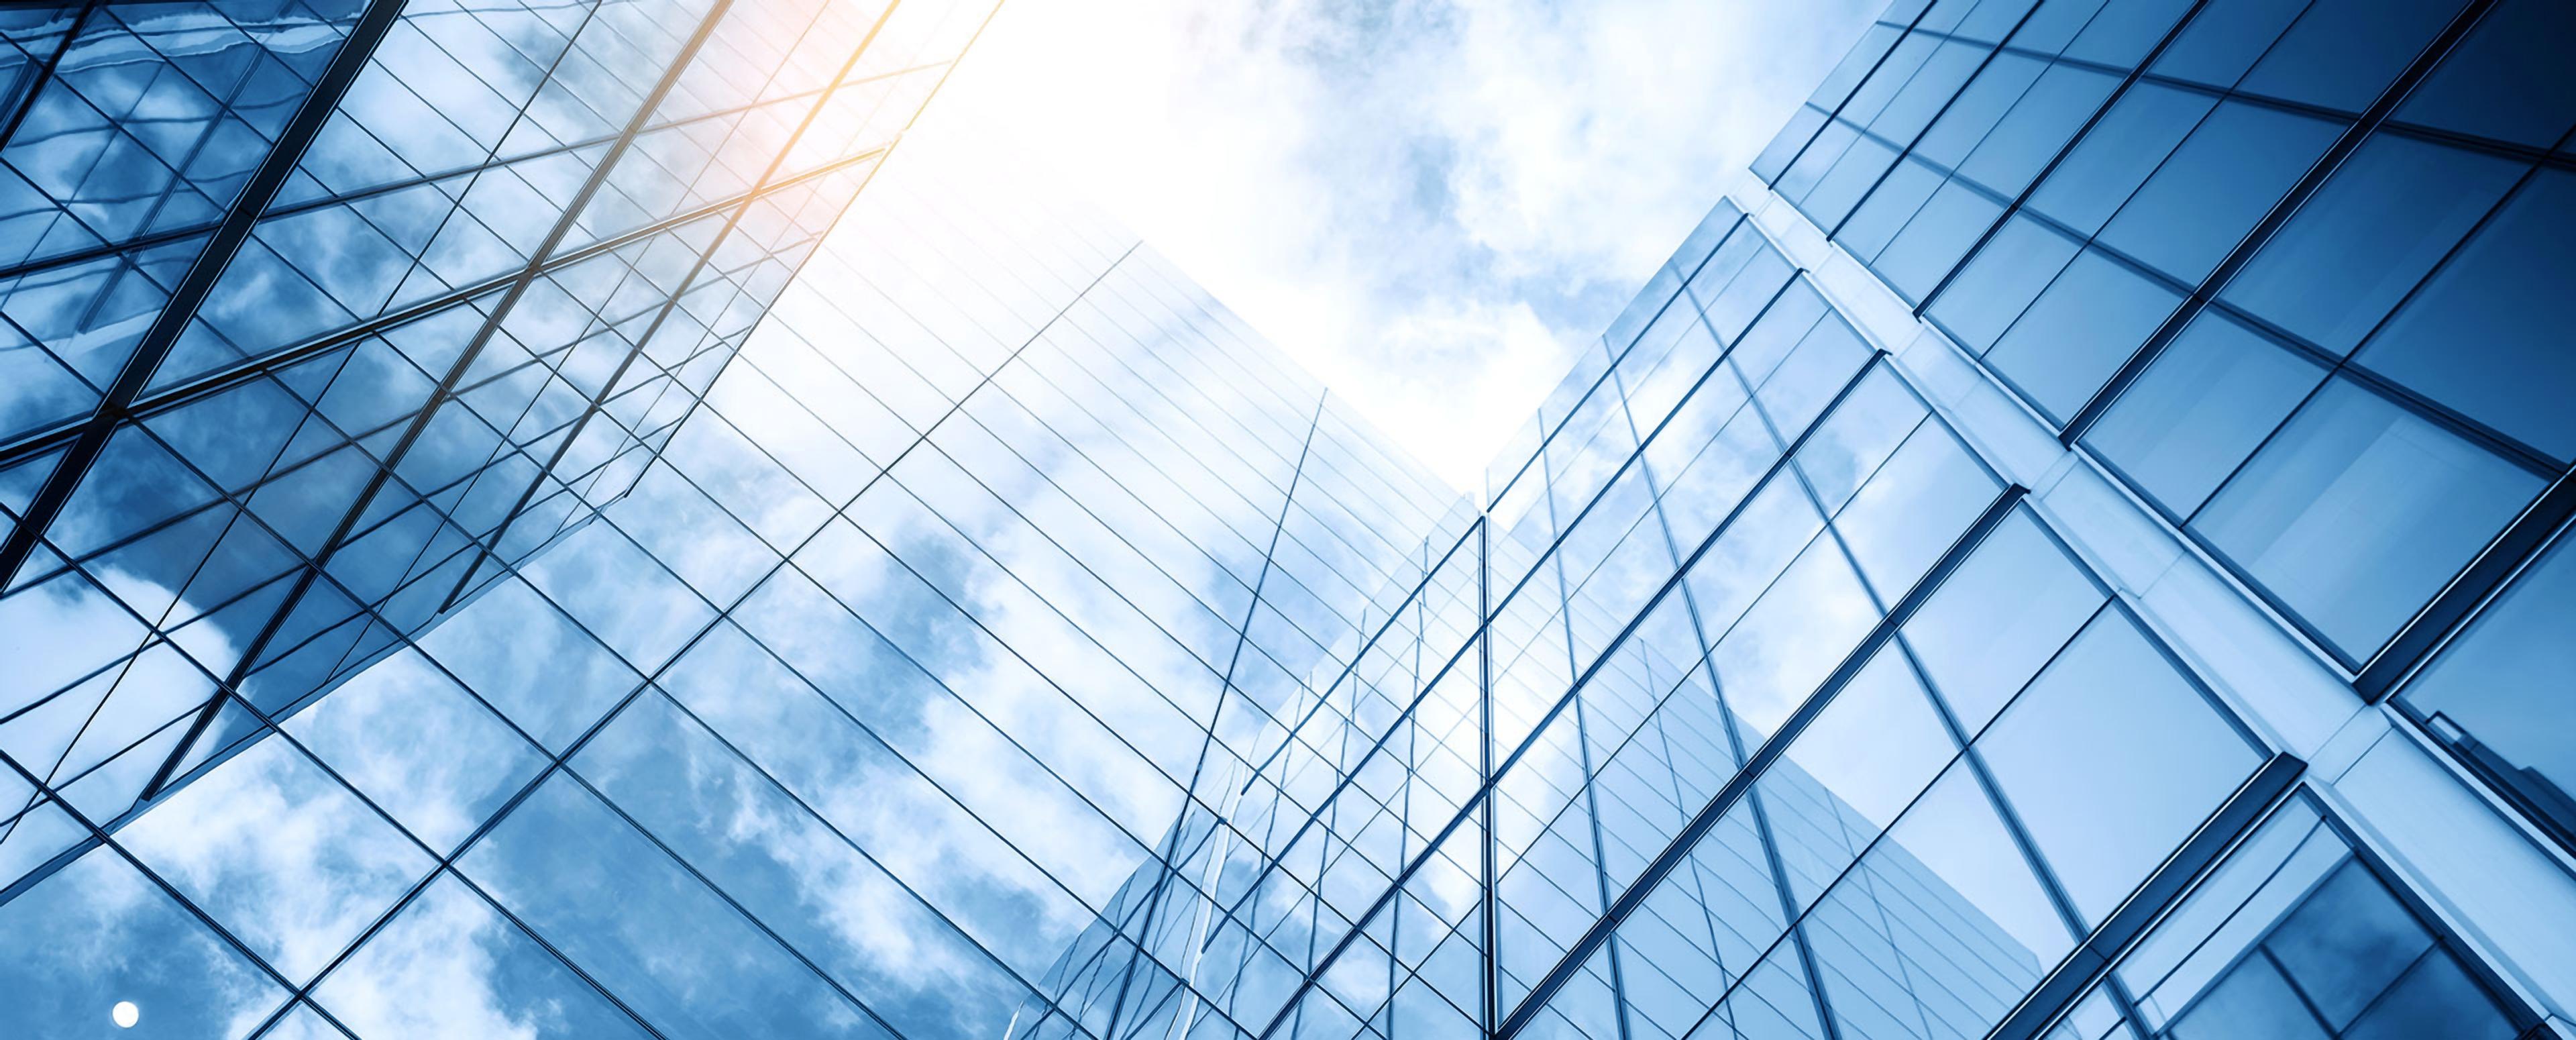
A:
[6,0,2576,1038]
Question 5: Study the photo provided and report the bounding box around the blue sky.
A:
[910,0,1880,490]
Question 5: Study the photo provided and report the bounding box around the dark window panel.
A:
[2026,82,2214,239]
[2237,0,2469,115]
[2093,100,2341,284]
[2393,0,2576,150]
[2221,132,2522,358]
[2150,0,2308,92]
[2353,169,2576,463]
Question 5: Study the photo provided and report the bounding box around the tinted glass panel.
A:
[2353,170,2576,462]
[2397,531,2576,843]
[2193,379,2543,662]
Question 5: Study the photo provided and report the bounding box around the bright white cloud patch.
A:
[906,0,1877,490]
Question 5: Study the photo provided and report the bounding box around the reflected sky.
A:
[7,1,2573,1037]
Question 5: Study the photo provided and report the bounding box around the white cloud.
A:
[898,0,1878,491]
[117,736,432,984]
[313,877,547,1040]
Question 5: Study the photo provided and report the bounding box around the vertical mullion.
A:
[0,0,409,589]
[136,0,751,802]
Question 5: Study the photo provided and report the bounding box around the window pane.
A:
[1955,63,2120,198]
[1928,213,2080,353]
[2152,0,2308,91]
[317,874,652,1040]
[1874,178,2004,301]
[1833,419,2002,596]
[2064,0,2196,70]
[1902,510,2105,734]
[2238,0,2468,114]
[1976,609,2259,924]
[2169,953,2331,1040]
[1984,249,2182,424]
[121,737,434,984]
[1711,533,1879,742]
[2093,798,2523,1039]
[2265,861,2432,1029]
[2396,531,2576,841]
[0,846,286,1039]
[516,521,715,673]
[2193,379,2543,662]
[285,648,546,855]
[2086,312,2327,517]
[460,775,878,1039]
[2343,948,2518,1040]
[417,576,641,751]
[2221,133,2522,358]
[2097,101,2341,284]
[2028,83,2213,238]
[1812,761,2073,1039]
[574,692,1031,1037]
[2394,0,2576,148]
[2354,169,2576,463]
[1763,645,1958,907]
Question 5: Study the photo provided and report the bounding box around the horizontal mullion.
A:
[0,148,884,474]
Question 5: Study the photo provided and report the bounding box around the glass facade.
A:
[9,0,2576,1038]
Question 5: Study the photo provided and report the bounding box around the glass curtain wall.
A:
[0,0,996,847]
[7,0,2576,1038]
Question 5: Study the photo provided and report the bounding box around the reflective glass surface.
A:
[7,0,2575,1037]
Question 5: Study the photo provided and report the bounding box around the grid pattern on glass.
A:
[2,141,1474,1039]
[2039,794,2530,1040]
[1032,189,2326,1040]
[1754,0,2576,675]
[7,0,2575,1038]
[3,164,2496,1040]
[0,0,998,862]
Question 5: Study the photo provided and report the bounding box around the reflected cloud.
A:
[119,737,431,984]
[0,845,281,1039]
[317,874,647,1040]
[913,0,1880,485]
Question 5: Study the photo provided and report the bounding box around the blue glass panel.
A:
[2264,861,2432,1029]
[2086,312,2326,517]
[2194,379,2543,662]
[1953,62,2118,199]
[2222,133,2523,358]
[1975,609,2258,924]
[1982,249,2181,424]
[0,845,288,1039]
[2152,0,2307,91]
[1872,178,2004,301]
[2097,101,2341,284]
[460,774,889,1040]
[516,519,715,672]
[2239,0,2468,114]
[2397,533,2576,841]
[2168,953,2330,1040]
[120,736,435,984]
[1902,510,2103,733]
[2027,83,2212,238]
[284,647,547,855]
[416,576,642,751]
[2394,0,2576,149]
[576,690,1032,1039]
[2063,0,2194,70]
[2342,949,2516,1040]
[1927,212,2078,352]
[317,871,653,1037]
[2354,170,2576,462]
